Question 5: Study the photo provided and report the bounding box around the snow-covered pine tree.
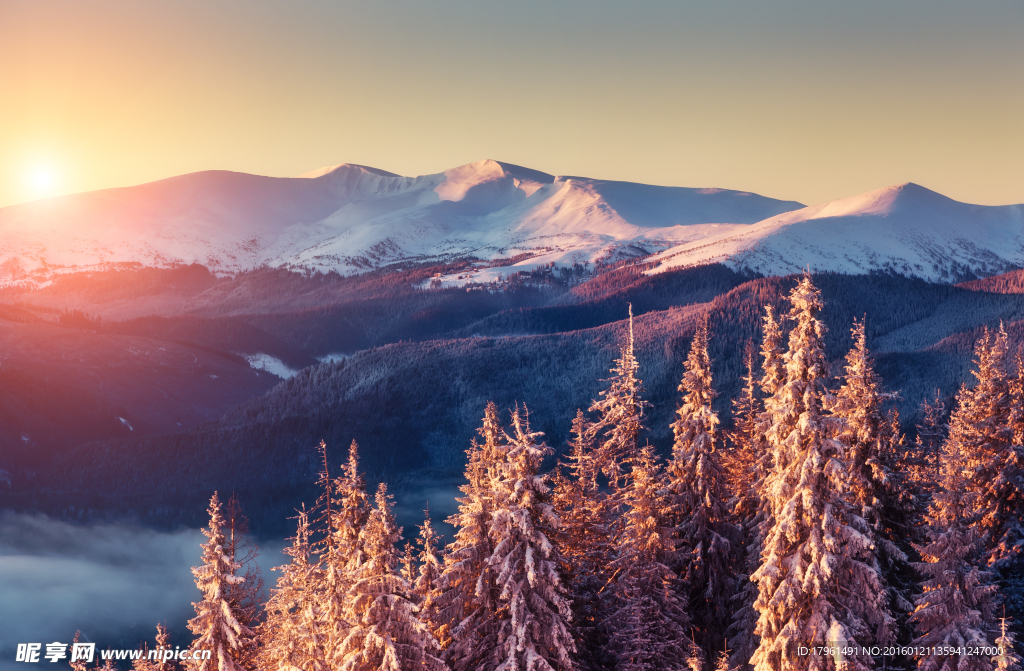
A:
[994,617,1021,671]
[414,509,444,640]
[915,391,946,483]
[759,306,786,401]
[259,507,324,671]
[335,441,373,569]
[484,405,576,671]
[664,315,737,659]
[186,492,254,671]
[223,494,263,670]
[831,318,898,529]
[688,641,707,671]
[948,327,1013,549]
[997,351,1024,624]
[337,483,448,671]
[553,409,614,671]
[751,275,894,671]
[947,327,1024,619]
[154,624,174,671]
[324,441,373,662]
[726,341,763,535]
[401,542,418,587]
[437,402,505,670]
[69,632,89,671]
[1008,350,1024,446]
[587,304,651,496]
[606,444,693,671]
[133,624,174,671]
[729,309,785,670]
[830,318,916,660]
[716,645,736,671]
[304,440,336,669]
[909,443,1001,671]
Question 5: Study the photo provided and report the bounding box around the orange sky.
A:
[2,0,1022,209]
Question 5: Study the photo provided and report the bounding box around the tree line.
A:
[131,275,1024,671]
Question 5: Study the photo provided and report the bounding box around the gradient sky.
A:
[2,0,1021,209]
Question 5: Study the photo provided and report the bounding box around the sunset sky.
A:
[2,0,1021,209]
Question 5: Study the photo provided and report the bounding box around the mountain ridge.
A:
[5,160,1022,288]
[649,182,1024,282]
[0,160,802,284]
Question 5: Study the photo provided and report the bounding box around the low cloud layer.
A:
[0,512,268,668]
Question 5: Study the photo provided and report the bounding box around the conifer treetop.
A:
[587,304,651,489]
[760,305,786,399]
[187,492,253,671]
[486,405,577,671]
[339,482,448,671]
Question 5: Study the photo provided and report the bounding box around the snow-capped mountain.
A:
[649,183,1024,282]
[0,159,803,284]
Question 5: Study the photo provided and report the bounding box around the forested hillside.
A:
[9,267,1024,537]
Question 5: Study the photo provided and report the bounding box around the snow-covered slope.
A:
[649,183,1024,283]
[0,160,802,284]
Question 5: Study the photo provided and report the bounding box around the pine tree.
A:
[830,318,916,662]
[132,626,169,671]
[335,441,373,570]
[553,409,614,671]
[947,327,1016,558]
[688,640,707,671]
[606,444,693,671]
[1009,351,1024,447]
[587,305,651,496]
[914,391,946,485]
[133,625,174,671]
[910,445,1001,671]
[831,319,898,530]
[664,315,737,659]
[337,483,448,671]
[153,624,174,671]
[759,306,786,400]
[728,310,784,670]
[994,617,1021,671]
[995,352,1024,611]
[306,440,337,670]
[260,507,324,671]
[187,492,254,671]
[437,402,505,671]
[947,328,1024,634]
[485,406,577,671]
[414,510,444,640]
[307,440,372,669]
[223,494,263,670]
[401,542,418,588]
[726,341,763,534]
[716,646,736,671]
[751,275,893,671]
[70,632,89,671]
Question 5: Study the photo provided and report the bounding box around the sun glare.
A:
[26,163,60,201]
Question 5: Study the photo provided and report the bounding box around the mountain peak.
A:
[807,181,956,220]
[297,163,399,179]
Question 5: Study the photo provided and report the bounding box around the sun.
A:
[25,163,60,200]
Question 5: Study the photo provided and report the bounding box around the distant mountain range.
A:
[649,182,1024,283]
[0,160,800,282]
[2,159,1022,286]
